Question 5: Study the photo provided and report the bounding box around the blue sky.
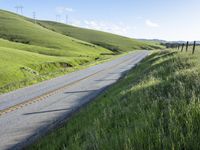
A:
[1,0,200,41]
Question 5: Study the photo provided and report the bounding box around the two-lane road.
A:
[0,51,149,150]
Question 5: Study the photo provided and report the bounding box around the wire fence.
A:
[166,41,198,54]
[179,41,196,54]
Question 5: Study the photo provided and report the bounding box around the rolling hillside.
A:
[0,37,110,94]
[0,10,113,93]
[0,10,111,57]
[37,21,163,52]
[0,9,162,93]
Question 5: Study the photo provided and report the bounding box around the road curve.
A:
[0,51,149,150]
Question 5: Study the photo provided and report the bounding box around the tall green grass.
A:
[30,50,200,150]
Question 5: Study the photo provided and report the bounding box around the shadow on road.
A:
[23,108,71,115]
[95,79,118,82]
[64,90,97,94]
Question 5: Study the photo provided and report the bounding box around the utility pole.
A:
[20,6,23,15]
[15,6,23,15]
[15,6,19,13]
[56,15,60,22]
[33,12,36,24]
[66,15,68,24]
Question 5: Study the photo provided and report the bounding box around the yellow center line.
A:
[0,53,142,116]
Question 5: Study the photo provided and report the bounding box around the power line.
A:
[15,6,19,13]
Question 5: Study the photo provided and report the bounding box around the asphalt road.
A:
[0,51,149,150]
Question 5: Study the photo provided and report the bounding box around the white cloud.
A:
[56,6,74,14]
[73,20,132,36]
[145,19,159,28]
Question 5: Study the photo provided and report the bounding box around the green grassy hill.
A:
[0,45,67,87]
[0,9,162,93]
[0,10,113,93]
[37,21,163,52]
[30,50,200,150]
[0,38,108,93]
[0,10,111,57]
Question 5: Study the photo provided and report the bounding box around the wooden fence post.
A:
[181,44,184,52]
[192,41,196,54]
[186,41,189,52]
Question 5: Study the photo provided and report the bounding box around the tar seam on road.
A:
[0,52,143,116]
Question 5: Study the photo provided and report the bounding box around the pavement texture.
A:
[0,51,149,150]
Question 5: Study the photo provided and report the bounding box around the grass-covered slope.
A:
[0,10,115,93]
[0,39,108,94]
[0,46,66,87]
[30,50,200,150]
[37,21,163,52]
[0,9,162,94]
[0,10,111,57]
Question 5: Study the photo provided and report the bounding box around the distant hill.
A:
[139,39,200,45]
[36,21,163,52]
[0,9,111,57]
[138,39,167,43]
